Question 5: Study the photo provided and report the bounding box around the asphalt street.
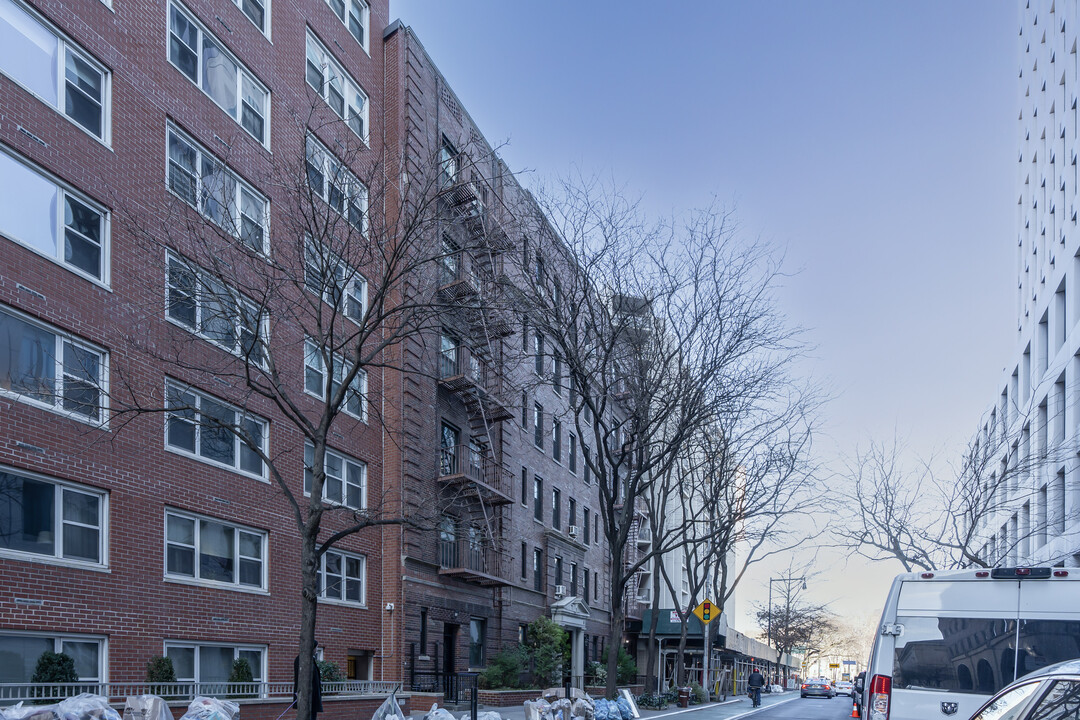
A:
[734,696,855,720]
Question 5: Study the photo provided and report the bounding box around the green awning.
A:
[637,609,706,637]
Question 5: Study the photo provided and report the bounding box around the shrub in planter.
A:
[478,647,528,689]
[31,651,78,703]
[585,661,606,687]
[689,682,707,704]
[635,692,667,710]
[228,657,255,698]
[146,655,177,699]
[526,617,568,687]
[599,647,638,686]
[317,660,344,694]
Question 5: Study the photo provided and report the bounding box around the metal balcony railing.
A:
[437,346,513,422]
[437,536,509,585]
[437,443,513,503]
[0,681,399,704]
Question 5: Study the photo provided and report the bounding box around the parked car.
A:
[835,680,854,697]
[967,658,1080,720]
[860,567,1080,720]
[801,680,836,699]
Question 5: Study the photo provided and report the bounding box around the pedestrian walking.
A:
[293,641,324,720]
[747,667,765,708]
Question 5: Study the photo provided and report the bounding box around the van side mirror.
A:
[854,678,864,693]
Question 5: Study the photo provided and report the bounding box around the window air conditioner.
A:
[555,585,567,597]
[568,525,580,538]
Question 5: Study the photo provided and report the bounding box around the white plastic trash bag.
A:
[423,706,455,720]
[1,702,59,720]
[178,698,237,720]
[58,694,122,720]
[123,696,171,720]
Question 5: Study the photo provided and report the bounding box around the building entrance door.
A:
[442,624,458,697]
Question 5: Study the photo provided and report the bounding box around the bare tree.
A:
[504,177,807,696]
[754,572,834,673]
[837,403,1077,572]
[95,100,500,719]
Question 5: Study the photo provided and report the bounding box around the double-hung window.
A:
[232,0,267,35]
[165,380,267,478]
[0,633,104,684]
[304,442,367,509]
[167,252,266,364]
[569,433,577,473]
[553,420,562,462]
[305,135,367,232]
[165,509,266,589]
[168,1,269,146]
[325,0,368,50]
[0,0,109,141]
[317,548,366,604]
[303,338,367,420]
[305,31,368,141]
[0,306,106,422]
[304,238,368,321]
[533,403,544,449]
[166,642,265,684]
[0,468,106,566]
[167,126,269,253]
[0,149,108,282]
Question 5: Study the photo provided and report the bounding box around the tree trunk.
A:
[675,614,689,686]
[643,561,662,693]
[605,565,624,698]
[296,531,320,720]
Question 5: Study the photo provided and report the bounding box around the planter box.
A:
[475,689,545,707]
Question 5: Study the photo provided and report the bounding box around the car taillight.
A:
[801,684,808,689]
[868,674,891,720]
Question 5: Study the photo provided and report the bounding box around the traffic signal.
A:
[702,602,711,622]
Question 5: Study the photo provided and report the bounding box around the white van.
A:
[859,567,1080,720]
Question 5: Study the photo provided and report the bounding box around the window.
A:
[520,541,527,579]
[520,466,528,506]
[583,509,590,546]
[304,237,369,321]
[568,498,576,527]
[168,1,268,145]
[167,253,266,363]
[165,509,266,589]
[570,562,578,595]
[0,149,108,282]
[593,570,598,600]
[302,339,367,420]
[969,682,1040,720]
[468,618,485,667]
[0,0,109,140]
[0,306,106,421]
[534,403,544,448]
[518,624,528,645]
[533,476,543,521]
[584,570,589,604]
[419,608,428,655]
[165,380,267,478]
[304,442,366,509]
[167,127,269,253]
[553,420,562,462]
[534,333,544,375]
[325,0,368,49]
[553,355,563,394]
[305,135,367,232]
[166,642,264,684]
[583,445,591,484]
[0,468,105,565]
[439,135,458,188]
[0,633,103,683]
[552,487,561,530]
[305,31,368,141]
[318,548,366,604]
[1025,679,1080,720]
[232,0,267,34]
[554,555,563,586]
[569,434,577,473]
[438,235,460,286]
[594,512,599,544]
[533,548,543,592]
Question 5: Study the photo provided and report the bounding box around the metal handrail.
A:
[0,680,399,704]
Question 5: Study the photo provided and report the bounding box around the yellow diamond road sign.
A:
[693,600,717,625]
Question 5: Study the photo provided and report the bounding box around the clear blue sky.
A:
[390,0,1021,630]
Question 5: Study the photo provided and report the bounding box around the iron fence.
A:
[0,680,399,704]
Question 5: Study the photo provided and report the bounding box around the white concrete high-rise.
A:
[974,0,1080,567]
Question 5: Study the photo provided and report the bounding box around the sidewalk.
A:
[475,691,796,720]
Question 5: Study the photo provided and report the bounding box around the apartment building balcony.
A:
[437,443,514,505]
[437,345,514,422]
[437,250,481,301]
[437,536,511,586]
[442,178,484,218]
[468,304,516,339]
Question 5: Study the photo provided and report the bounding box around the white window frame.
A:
[305,30,368,142]
[232,0,269,37]
[166,125,270,254]
[0,304,109,424]
[164,641,266,684]
[304,442,367,510]
[0,631,107,683]
[164,508,267,590]
[0,147,110,285]
[167,0,269,147]
[302,338,367,421]
[0,465,108,569]
[164,379,269,480]
[305,135,368,233]
[324,0,368,52]
[317,547,367,606]
[166,251,268,364]
[303,236,369,322]
[0,0,111,143]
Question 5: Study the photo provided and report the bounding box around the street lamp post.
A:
[767,576,807,688]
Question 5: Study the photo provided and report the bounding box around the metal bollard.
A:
[470,683,478,720]
[564,676,572,700]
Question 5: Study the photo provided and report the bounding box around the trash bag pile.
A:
[177,698,237,720]
[122,696,171,720]
[591,698,631,720]
[423,704,501,720]
[1,694,123,720]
